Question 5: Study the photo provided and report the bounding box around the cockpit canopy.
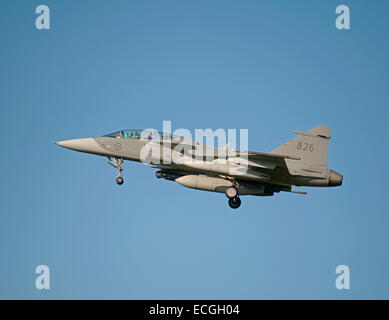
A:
[103,129,182,141]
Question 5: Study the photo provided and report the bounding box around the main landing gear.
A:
[107,157,124,185]
[225,185,241,209]
[228,197,241,209]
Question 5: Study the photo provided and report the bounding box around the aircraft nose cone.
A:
[329,170,343,187]
[55,138,105,154]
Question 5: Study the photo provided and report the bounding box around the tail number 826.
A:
[297,142,314,152]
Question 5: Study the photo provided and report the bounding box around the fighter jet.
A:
[55,126,342,209]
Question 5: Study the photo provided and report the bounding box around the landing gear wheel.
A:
[108,157,125,186]
[228,197,241,209]
[225,186,238,199]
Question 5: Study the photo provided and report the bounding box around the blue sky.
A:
[0,0,388,299]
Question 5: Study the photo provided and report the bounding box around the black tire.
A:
[228,197,241,209]
[225,186,238,199]
[116,177,124,185]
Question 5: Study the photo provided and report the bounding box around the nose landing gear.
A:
[108,157,124,185]
[116,176,124,185]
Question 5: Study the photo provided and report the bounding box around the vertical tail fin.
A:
[270,126,330,167]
